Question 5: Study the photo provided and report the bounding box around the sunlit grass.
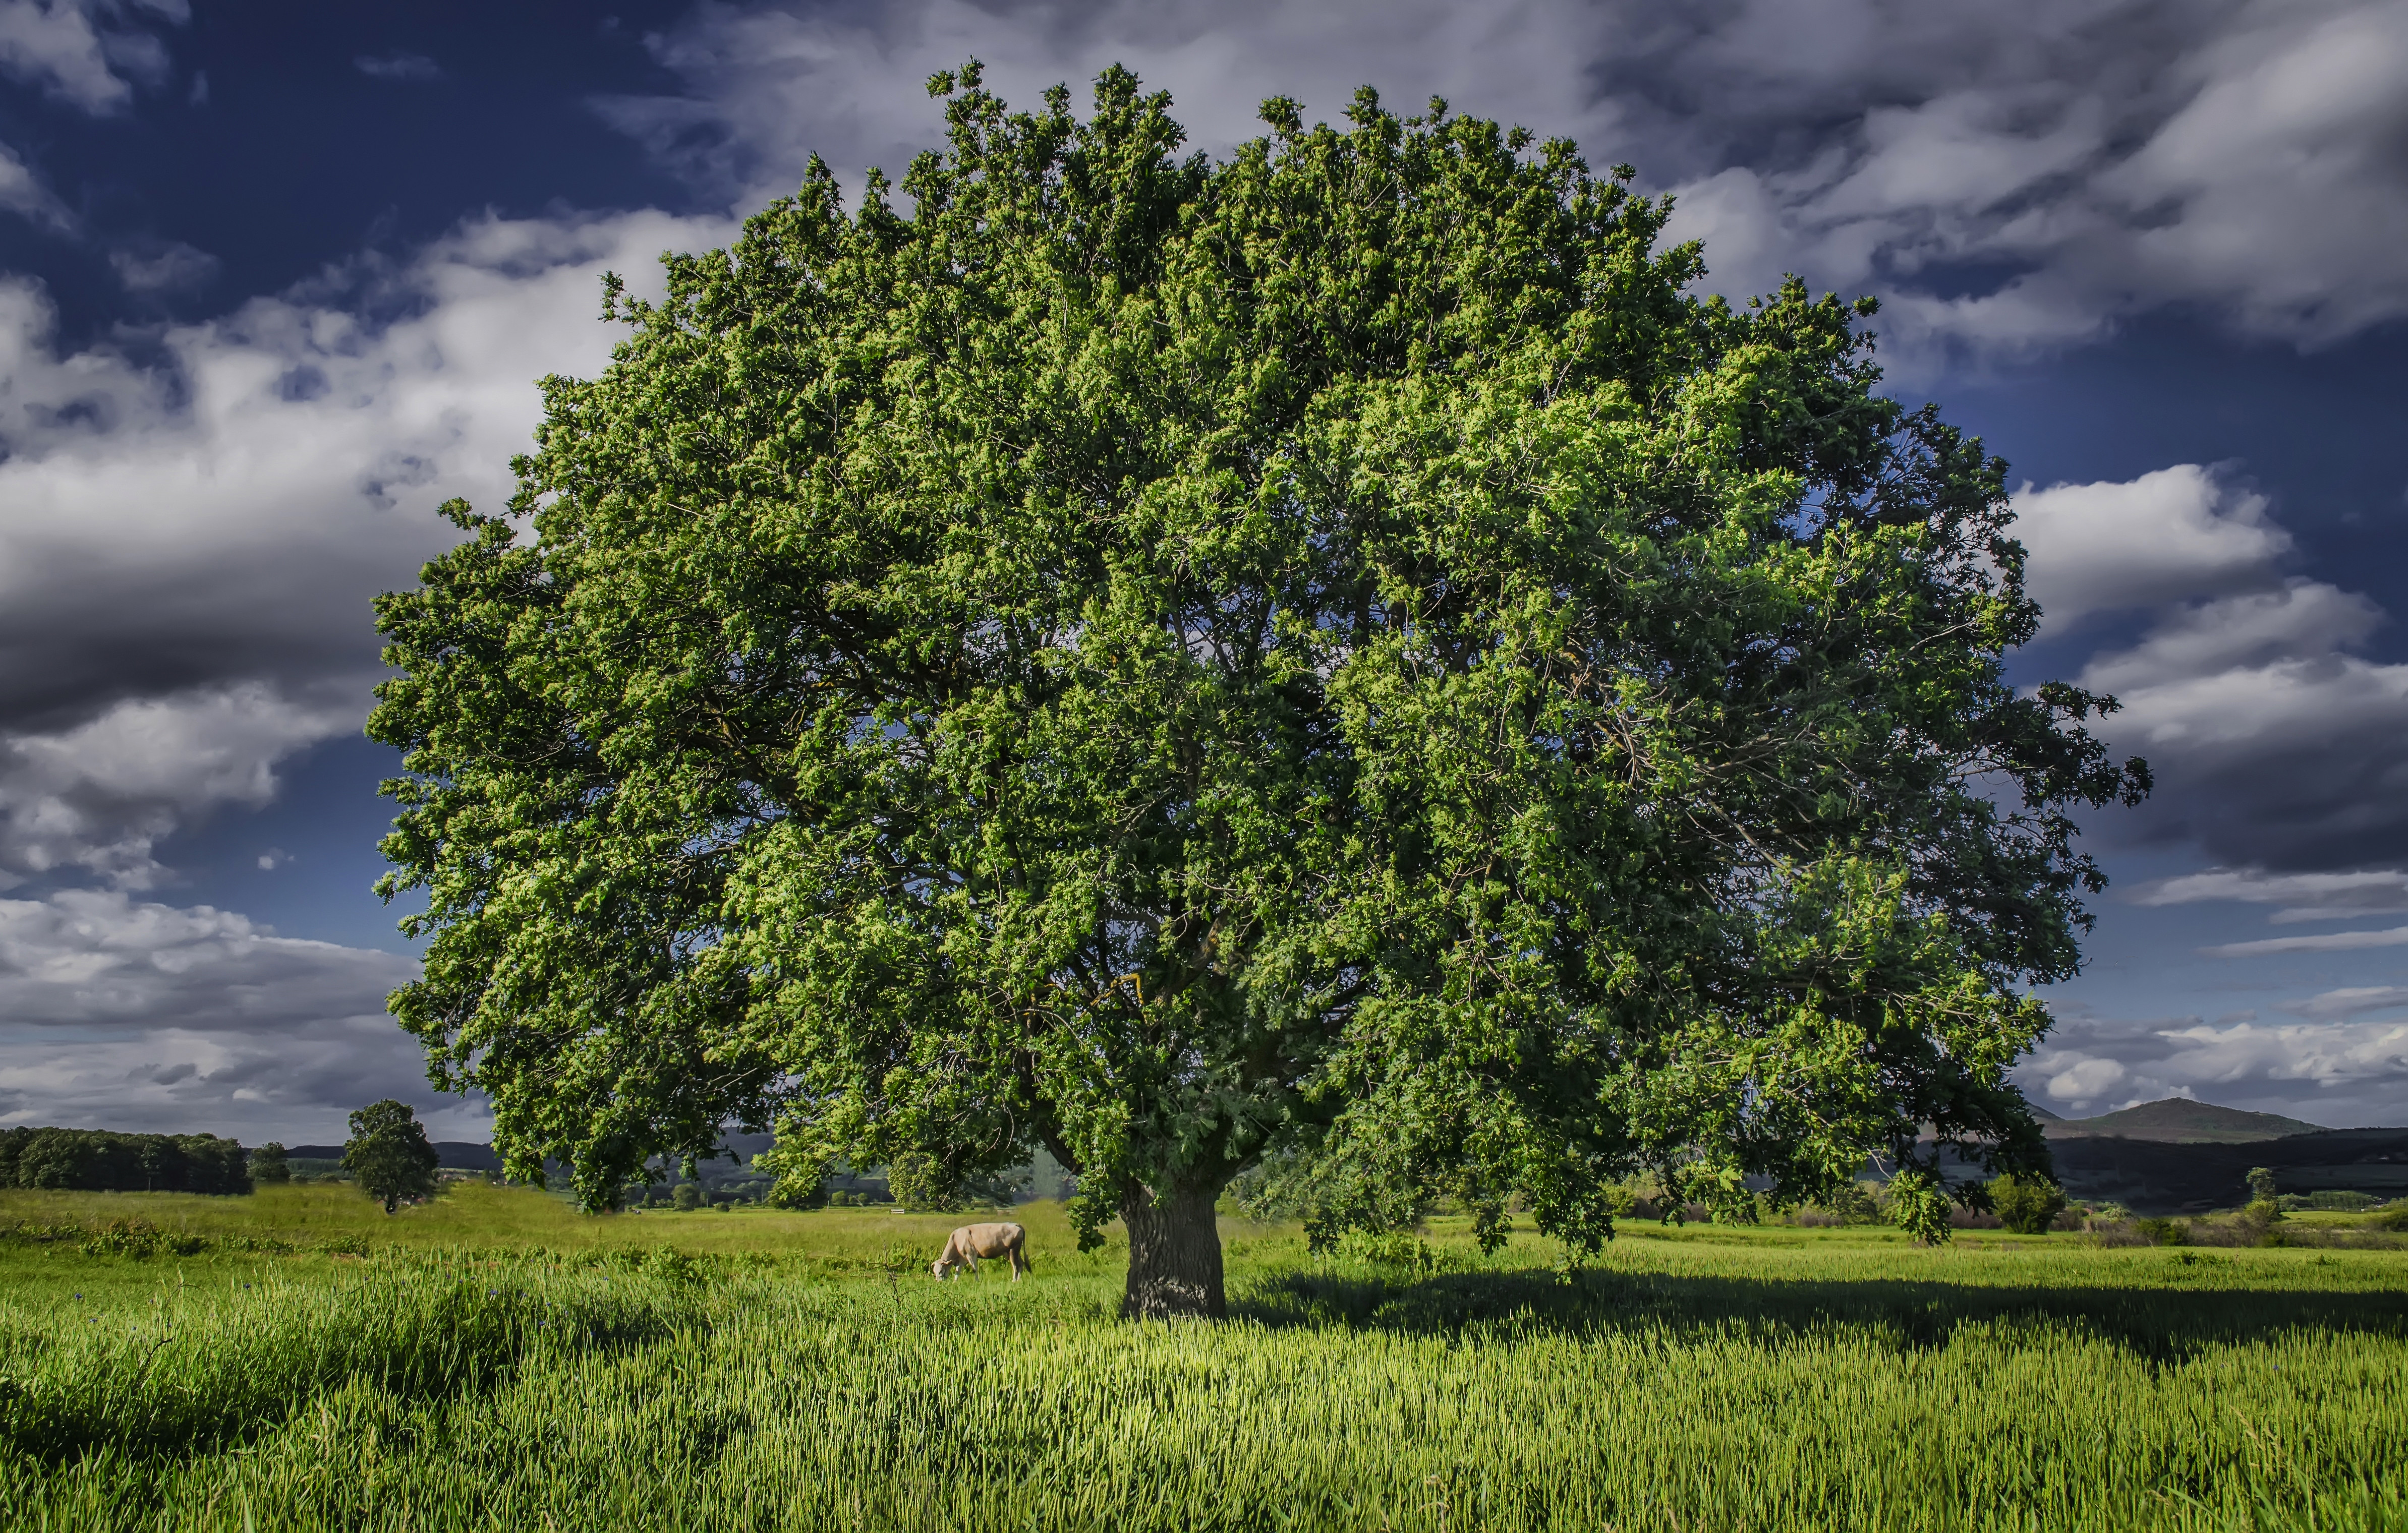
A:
[4,1187,2405,1530]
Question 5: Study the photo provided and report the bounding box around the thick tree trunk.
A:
[1121,1182,1226,1319]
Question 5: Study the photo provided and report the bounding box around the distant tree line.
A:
[0,1128,252,1195]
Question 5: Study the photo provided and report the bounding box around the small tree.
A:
[2246,1166,2278,1202]
[250,1142,291,1185]
[1988,1173,2067,1235]
[342,1100,441,1213]
[671,1183,702,1211]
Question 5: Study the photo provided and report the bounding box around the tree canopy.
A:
[371,64,2145,1316]
[342,1099,441,1213]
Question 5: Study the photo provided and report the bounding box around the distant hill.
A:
[286,1141,502,1171]
[2042,1098,2325,1143]
[2048,1128,2408,1213]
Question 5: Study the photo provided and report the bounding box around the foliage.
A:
[2277,1190,2376,1212]
[2246,1166,2278,1202]
[1986,1173,2067,1235]
[883,1151,965,1214]
[670,1184,702,1211]
[2132,1217,2190,1247]
[1805,1180,1882,1224]
[343,1100,443,1214]
[1231,1143,1439,1253]
[0,1127,252,1195]
[250,1142,291,1185]
[370,65,2146,1309]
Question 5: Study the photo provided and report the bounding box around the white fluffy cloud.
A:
[0,140,70,227]
[0,684,351,887]
[0,886,469,1141]
[0,207,733,869]
[2000,463,2408,872]
[2014,466,2289,636]
[2025,1009,2408,1121]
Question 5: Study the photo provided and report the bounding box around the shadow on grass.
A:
[1231,1264,2408,1359]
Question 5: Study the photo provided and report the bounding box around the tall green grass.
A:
[3,1192,2405,1531]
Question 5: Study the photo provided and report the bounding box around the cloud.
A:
[2152,1017,2408,1093]
[2076,582,2408,869]
[1999,463,2408,871]
[2024,1007,2408,1123]
[0,684,350,887]
[354,52,440,82]
[0,207,732,871]
[2132,867,2408,923]
[0,886,472,1141]
[595,0,2408,358]
[2201,925,2408,958]
[2013,466,2288,636]
[108,239,219,293]
[2282,985,2408,1020]
[0,141,72,229]
[2040,1054,2127,1107]
[0,0,186,113]
[596,0,1628,210]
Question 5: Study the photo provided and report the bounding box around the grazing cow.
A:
[931,1221,1029,1281]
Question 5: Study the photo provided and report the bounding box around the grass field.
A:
[4,1185,2404,1531]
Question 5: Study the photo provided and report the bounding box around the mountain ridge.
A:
[2040,1097,2325,1143]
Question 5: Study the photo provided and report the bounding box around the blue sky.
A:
[2,0,2405,1142]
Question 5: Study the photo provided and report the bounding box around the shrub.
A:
[2277,1190,2378,1213]
[1988,1174,2068,1236]
[1338,1231,1441,1274]
[2133,1217,2189,1246]
[75,1219,206,1258]
[671,1185,702,1211]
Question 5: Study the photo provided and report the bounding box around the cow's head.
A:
[930,1258,949,1279]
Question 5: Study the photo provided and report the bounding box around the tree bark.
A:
[1121,1182,1226,1319]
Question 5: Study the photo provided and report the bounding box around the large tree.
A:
[370,66,2145,1317]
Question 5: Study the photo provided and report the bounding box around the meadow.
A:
[3,1184,2404,1532]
